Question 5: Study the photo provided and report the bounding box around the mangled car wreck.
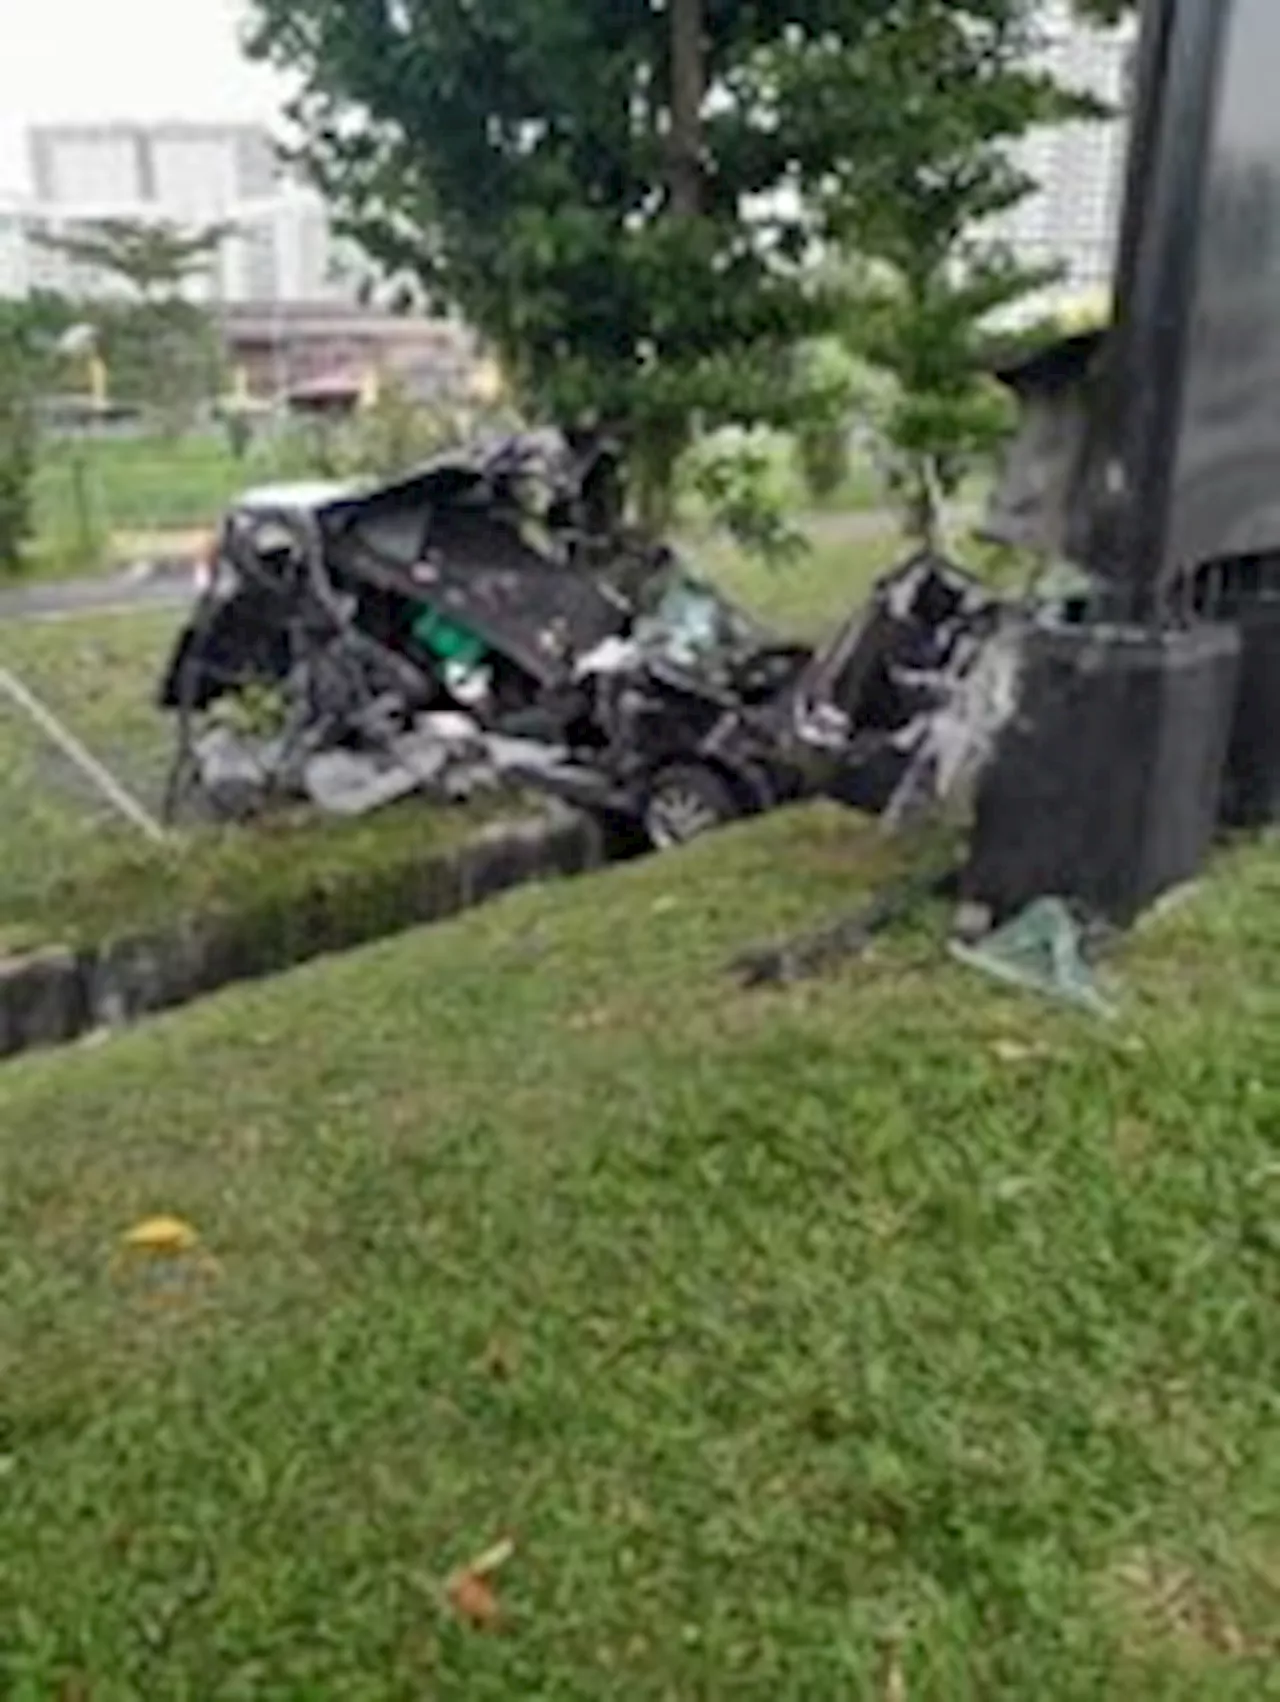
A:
[155,0,1280,958]
[159,430,1013,848]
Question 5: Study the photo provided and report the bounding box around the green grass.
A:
[18,426,911,584]
[0,607,494,951]
[2,804,1279,1698]
[704,526,901,636]
[0,608,179,940]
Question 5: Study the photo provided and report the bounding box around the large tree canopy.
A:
[247,0,1126,508]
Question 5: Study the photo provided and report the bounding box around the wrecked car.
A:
[496,550,1010,845]
[158,430,1010,846]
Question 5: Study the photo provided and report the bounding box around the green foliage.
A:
[235,385,465,486]
[796,423,851,504]
[344,374,461,479]
[0,301,59,574]
[685,429,809,572]
[246,0,1123,526]
[1072,0,1133,22]
[26,225,230,429]
[30,217,233,302]
[92,298,226,426]
[0,370,36,575]
[243,0,863,509]
[808,2,1107,539]
[793,338,861,502]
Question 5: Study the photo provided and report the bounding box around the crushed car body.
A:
[157,430,1015,845]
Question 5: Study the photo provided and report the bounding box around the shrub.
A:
[0,341,37,577]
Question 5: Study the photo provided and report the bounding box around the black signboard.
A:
[1069,0,1280,601]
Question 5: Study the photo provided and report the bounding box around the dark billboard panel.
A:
[1065,0,1280,597]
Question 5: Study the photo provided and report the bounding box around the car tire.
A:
[644,764,744,850]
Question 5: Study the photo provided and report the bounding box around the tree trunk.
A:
[632,421,687,538]
[669,0,705,217]
[902,454,941,553]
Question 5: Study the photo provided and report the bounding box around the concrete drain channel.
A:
[0,807,607,1066]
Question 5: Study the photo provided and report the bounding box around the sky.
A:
[0,0,293,194]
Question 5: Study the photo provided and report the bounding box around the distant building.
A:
[216,300,482,406]
[29,123,276,211]
[0,193,31,296]
[2,122,378,307]
[989,0,1138,322]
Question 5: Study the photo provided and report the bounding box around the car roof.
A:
[229,454,491,521]
[232,480,365,516]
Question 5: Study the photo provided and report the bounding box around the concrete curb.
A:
[0,807,603,1065]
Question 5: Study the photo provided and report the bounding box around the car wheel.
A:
[644,764,743,850]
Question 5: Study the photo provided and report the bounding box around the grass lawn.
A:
[18,424,912,583]
[30,434,248,578]
[0,608,179,941]
[0,608,495,951]
[705,525,904,636]
[2,804,1279,1697]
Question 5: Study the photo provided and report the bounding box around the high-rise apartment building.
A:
[28,123,277,213]
[3,122,371,306]
[991,0,1139,320]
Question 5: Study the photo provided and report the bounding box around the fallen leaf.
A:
[467,1536,516,1578]
[445,1535,515,1629]
[123,1216,200,1255]
[989,1037,1051,1065]
[479,1336,519,1381]
[447,1569,501,1629]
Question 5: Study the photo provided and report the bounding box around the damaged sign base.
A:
[963,620,1241,926]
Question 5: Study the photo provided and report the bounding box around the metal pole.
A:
[0,661,167,843]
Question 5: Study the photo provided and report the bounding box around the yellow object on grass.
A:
[122,1215,200,1255]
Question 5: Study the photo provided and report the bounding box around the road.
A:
[0,564,197,624]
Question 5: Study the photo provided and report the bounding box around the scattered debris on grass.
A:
[989,1036,1055,1065]
[732,861,959,987]
[951,896,1116,1018]
[114,1213,219,1301]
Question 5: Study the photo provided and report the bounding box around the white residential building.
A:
[990,0,1139,320]
[3,122,369,306]
[0,193,32,296]
[29,123,277,213]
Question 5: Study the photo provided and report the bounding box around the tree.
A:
[0,298,68,574]
[90,299,226,426]
[797,3,1112,541]
[32,220,230,427]
[246,0,1123,526]
[246,0,868,524]
[0,339,37,573]
[668,0,706,219]
[30,218,233,304]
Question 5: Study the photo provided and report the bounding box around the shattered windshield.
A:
[634,566,761,666]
